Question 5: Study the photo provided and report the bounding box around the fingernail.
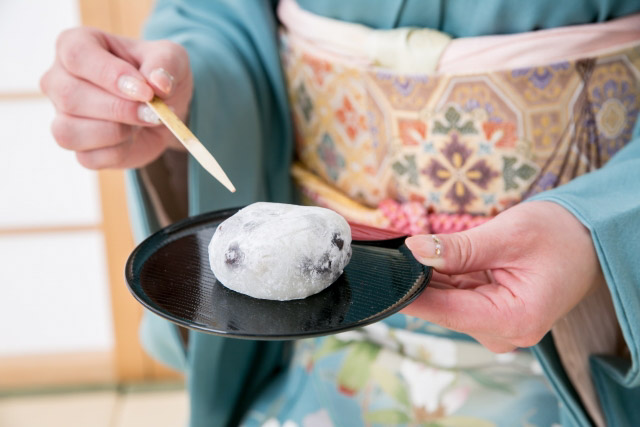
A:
[405,235,444,267]
[137,104,161,124]
[118,75,153,101]
[149,68,174,95]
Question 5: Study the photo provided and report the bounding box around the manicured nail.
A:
[405,235,444,268]
[149,68,174,95]
[117,75,153,101]
[137,104,160,124]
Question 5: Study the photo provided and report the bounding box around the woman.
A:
[41,0,640,425]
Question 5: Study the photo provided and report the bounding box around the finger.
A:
[56,28,154,101]
[431,271,492,289]
[75,127,167,170]
[486,269,498,284]
[51,114,133,151]
[430,271,451,283]
[401,286,502,335]
[47,67,160,126]
[431,271,491,283]
[427,281,456,290]
[129,40,190,97]
[405,285,518,352]
[405,220,506,274]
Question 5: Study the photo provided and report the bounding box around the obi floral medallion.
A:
[281,34,640,218]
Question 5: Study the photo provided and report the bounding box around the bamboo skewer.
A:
[146,96,236,193]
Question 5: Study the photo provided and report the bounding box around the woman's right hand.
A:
[40,27,193,169]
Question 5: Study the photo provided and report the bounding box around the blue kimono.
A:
[127,1,640,425]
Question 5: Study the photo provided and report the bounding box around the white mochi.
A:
[208,202,352,301]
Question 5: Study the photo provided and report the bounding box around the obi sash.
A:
[278,0,640,236]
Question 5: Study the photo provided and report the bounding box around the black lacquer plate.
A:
[125,208,432,340]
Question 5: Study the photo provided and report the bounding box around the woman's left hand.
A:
[403,201,604,353]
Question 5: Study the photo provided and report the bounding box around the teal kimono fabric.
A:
[127,1,640,425]
[528,128,640,426]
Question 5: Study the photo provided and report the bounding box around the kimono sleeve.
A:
[530,118,640,425]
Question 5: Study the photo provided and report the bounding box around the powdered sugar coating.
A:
[209,202,352,300]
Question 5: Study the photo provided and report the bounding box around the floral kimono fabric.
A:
[243,320,558,427]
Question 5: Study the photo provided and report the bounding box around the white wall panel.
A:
[0,231,114,356]
[0,99,102,228]
[0,0,80,93]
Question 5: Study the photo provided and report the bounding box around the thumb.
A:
[405,222,501,274]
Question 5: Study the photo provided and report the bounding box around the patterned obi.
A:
[278,1,640,235]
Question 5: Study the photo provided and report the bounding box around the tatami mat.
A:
[0,386,187,427]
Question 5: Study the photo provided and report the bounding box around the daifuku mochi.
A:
[208,202,352,300]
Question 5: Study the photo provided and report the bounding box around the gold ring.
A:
[431,234,442,256]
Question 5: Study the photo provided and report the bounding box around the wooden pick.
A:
[146,96,236,193]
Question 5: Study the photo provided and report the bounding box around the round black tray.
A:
[125,208,431,340]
